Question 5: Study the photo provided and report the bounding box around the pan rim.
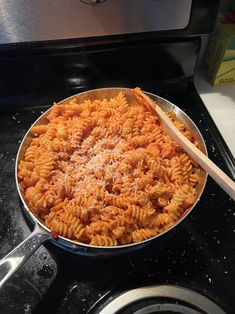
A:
[15,87,208,251]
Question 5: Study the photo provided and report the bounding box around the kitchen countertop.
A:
[195,71,235,158]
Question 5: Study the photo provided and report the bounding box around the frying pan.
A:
[0,88,207,288]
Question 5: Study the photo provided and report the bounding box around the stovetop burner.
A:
[91,285,225,314]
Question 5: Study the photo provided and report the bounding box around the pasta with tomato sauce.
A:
[18,90,204,246]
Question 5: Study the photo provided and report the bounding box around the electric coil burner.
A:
[91,285,225,314]
[0,1,234,314]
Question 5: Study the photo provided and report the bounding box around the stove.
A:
[0,2,235,314]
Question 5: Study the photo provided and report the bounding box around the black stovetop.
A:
[0,80,234,313]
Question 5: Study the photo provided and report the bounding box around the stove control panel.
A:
[0,0,192,45]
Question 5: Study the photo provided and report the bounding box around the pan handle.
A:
[0,223,51,288]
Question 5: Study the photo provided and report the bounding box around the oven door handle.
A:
[0,223,51,289]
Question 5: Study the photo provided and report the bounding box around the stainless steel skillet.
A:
[0,88,207,288]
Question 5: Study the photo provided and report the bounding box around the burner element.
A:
[94,285,225,314]
[133,303,200,314]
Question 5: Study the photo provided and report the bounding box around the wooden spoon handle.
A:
[132,87,235,201]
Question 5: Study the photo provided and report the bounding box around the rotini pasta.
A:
[18,90,205,246]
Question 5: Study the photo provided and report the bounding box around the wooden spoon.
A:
[132,87,235,201]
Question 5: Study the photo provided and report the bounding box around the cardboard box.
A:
[204,18,235,85]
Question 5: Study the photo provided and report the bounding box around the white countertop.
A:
[195,71,235,158]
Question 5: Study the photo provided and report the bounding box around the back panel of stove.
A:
[0,0,219,46]
[0,0,193,45]
[0,1,219,110]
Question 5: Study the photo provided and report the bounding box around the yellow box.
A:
[204,18,235,85]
